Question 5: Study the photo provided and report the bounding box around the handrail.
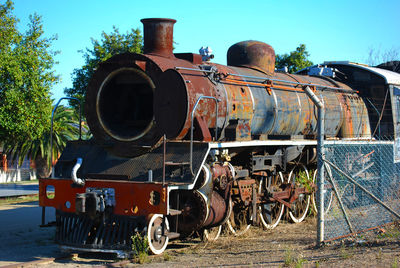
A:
[174,66,358,94]
[50,97,82,176]
[224,73,358,93]
[190,96,220,175]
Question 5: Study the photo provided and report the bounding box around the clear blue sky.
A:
[12,0,400,101]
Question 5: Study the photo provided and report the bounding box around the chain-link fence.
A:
[320,139,400,241]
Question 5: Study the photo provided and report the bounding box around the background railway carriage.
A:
[39,18,400,255]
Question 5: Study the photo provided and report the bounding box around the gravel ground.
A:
[44,218,400,267]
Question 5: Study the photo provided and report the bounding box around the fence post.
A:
[303,86,325,244]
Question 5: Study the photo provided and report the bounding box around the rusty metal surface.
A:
[174,65,227,140]
[85,53,164,157]
[237,179,256,203]
[143,55,229,141]
[270,185,304,208]
[39,178,168,217]
[216,63,371,139]
[227,41,275,75]
[339,94,371,138]
[203,190,226,227]
[211,63,254,140]
[141,18,176,58]
[169,190,208,236]
[86,49,219,156]
[85,16,228,156]
[84,16,374,162]
[211,164,231,180]
[226,67,345,138]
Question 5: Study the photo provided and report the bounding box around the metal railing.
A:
[160,95,220,185]
[189,96,220,175]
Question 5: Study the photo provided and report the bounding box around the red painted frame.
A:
[39,178,168,216]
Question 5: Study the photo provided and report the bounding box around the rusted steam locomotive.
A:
[39,18,399,255]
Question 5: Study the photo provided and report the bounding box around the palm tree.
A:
[3,105,87,178]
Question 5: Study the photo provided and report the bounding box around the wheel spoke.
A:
[147,214,169,255]
[288,165,311,223]
[226,203,251,236]
[258,172,284,229]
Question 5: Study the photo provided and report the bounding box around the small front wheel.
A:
[147,214,169,255]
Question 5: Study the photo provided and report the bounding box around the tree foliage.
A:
[64,26,143,110]
[275,44,313,73]
[3,105,84,177]
[0,0,58,143]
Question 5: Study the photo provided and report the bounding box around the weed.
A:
[377,232,388,239]
[376,248,383,259]
[184,246,200,255]
[284,248,296,266]
[137,252,149,264]
[131,232,149,263]
[295,257,307,268]
[295,170,313,193]
[283,249,307,267]
[377,227,400,240]
[339,244,354,259]
[163,252,172,261]
[392,257,398,268]
[389,228,400,239]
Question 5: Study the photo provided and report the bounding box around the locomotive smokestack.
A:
[141,18,176,58]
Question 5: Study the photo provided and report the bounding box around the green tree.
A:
[3,105,84,177]
[275,44,313,73]
[64,26,143,111]
[0,0,58,144]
